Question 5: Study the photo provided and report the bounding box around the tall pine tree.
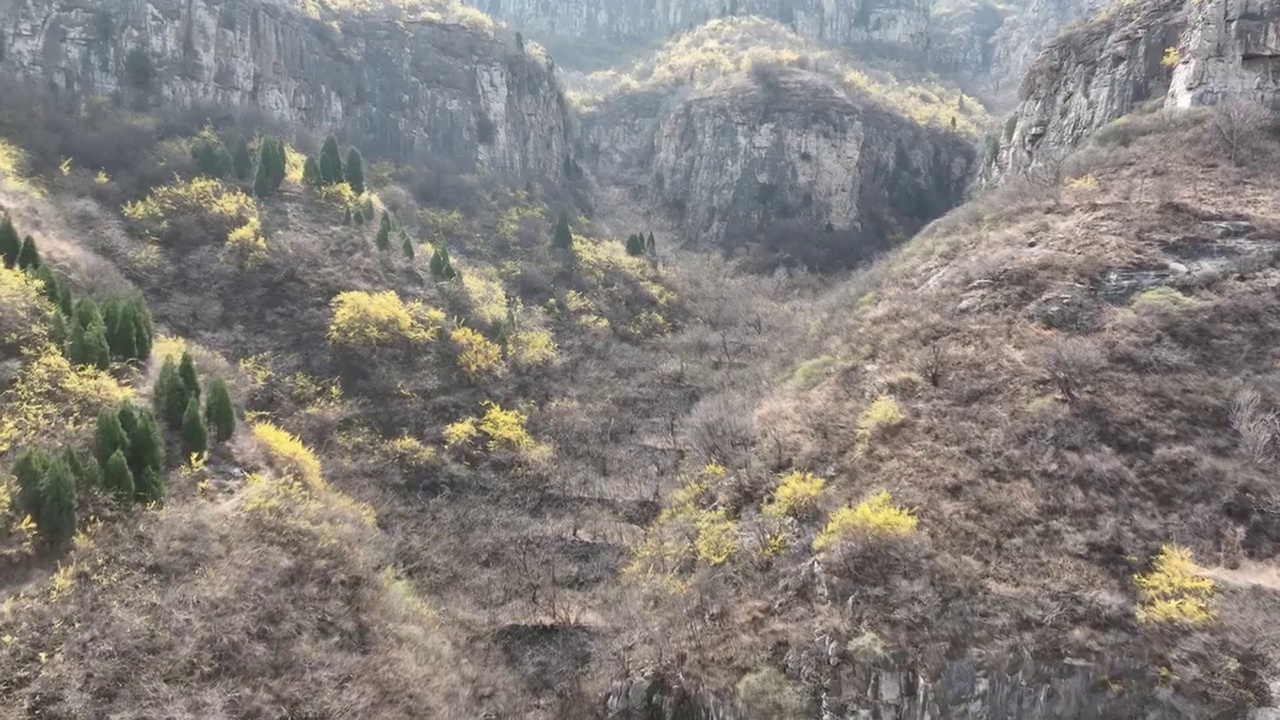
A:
[345,147,365,195]
[48,310,68,348]
[375,212,392,252]
[136,467,163,505]
[182,397,208,456]
[36,458,77,545]
[129,408,165,479]
[155,355,189,430]
[17,235,40,270]
[553,211,574,250]
[254,153,272,198]
[0,216,20,268]
[401,232,415,260]
[12,448,50,519]
[232,135,253,181]
[94,408,131,467]
[303,156,321,187]
[320,135,343,185]
[103,449,135,505]
[205,378,236,443]
[179,351,200,399]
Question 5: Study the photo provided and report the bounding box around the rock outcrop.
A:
[1167,0,1280,107]
[583,67,973,269]
[470,0,931,58]
[0,0,573,183]
[984,0,1184,181]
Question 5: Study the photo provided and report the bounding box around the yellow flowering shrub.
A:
[813,491,917,551]
[387,435,437,466]
[1135,545,1216,626]
[477,402,534,451]
[762,471,826,519]
[327,291,442,348]
[507,328,558,368]
[450,326,504,379]
[0,266,53,353]
[462,270,509,326]
[0,346,133,455]
[856,395,903,449]
[443,417,479,449]
[626,462,740,584]
[251,421,324,490]
[122,177,260,248]
[224,215,268,265]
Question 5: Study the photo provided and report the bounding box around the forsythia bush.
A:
[477,402,535,452]
[856,395,903,445]
[0,265,53,352]
[763,470,826,519]
[626,463,740,584]
[1134,545,1216,626]
[122,177,260,248]
[443,417,479,449]
[507,328,558,368]
[451,326,504,379]
[251,421,324,490]
[0,345,133,455]
[327,291,443,348]
[462,270,509,326]
[813,491,917,551]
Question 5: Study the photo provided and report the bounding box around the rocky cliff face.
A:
[1167,0,1280,107]
[584,68,973,268]
[984,0,1184,181]
[0,0,572,182]
[983,0,1111,97]
[470,0,931,58]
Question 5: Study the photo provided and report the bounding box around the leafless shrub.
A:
[1209,100,1277,166]
[1231,386,1277,464]
[1039,336,1106,403]
[685,393,757,466]
[918,343,948,387]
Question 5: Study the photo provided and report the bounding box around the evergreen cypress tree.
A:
[129,408,165,478]
[401,232,415,260]
[17,235,40,270]
[127,296,154,360]
[205,378,236,443]
[269,139,287,191]
[553,211,574,250]
[254,146,272,198]
[345,148,365,195]
[232,135,253,181]
[111,302,139,361]
[101,295,123,354]
[71,301,111,369]
[352,207,365,225]
[179,350,200,400]
[47,309,68,348]
[362,196,375,220]
[626,234,645,256]
[103,449,135,505]
[0,216,20,269]
[95,407,131,467]
[57,281,73,317]
[61,446,91,490]
[36,458,76,545]
[320,135,343,184]
[182,397,208,456]
[117,402,140,439]
[36,265,60,306]
[136,467,163,505]
[303,156,321,187]
[375,212,392,252]
[647,231,656,255]
[429,246,457,281]
[155,355,188,430]
[82,316,111,369]
[343,206,353,225]
[12,448,50,518]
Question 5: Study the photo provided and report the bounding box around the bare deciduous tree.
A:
[1231,386,1277,464]
[1040,337,1106,404]
[1210,100,1276,166]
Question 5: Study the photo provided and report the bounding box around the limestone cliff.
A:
[583,66,973,268]
[469,0,931,59]
[1167,0,1280,107]
[0,0,573,183]
[985,0,1184,181]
